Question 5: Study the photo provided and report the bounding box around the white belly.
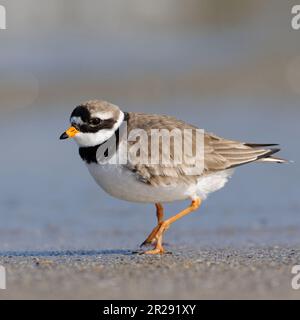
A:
[86,163,234,203]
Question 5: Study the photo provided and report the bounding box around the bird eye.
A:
[89,118,101,125]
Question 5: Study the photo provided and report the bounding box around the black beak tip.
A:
[59,132,68,140]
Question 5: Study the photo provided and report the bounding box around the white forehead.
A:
[70,116,83,125]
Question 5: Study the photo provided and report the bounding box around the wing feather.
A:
[123,113,281,186]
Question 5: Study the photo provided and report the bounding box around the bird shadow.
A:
[0,249,133,257]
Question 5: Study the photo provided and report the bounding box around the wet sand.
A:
[0,246,299,299]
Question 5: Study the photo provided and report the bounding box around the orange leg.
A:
[143,197,202,255]
[140,203,164,247]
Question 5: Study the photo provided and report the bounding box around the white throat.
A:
[73,111,124,147]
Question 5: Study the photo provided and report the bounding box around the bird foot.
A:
[140,223,162,247]
[139,222,171,255]
[142,247,165,255]
[140,221,170,247]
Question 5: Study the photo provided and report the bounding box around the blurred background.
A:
[0,0,299,251]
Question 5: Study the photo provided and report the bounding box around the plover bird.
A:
[60,100,287,254]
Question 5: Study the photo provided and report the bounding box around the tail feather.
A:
[250,145,289,164]
[245,143,279,148]
[258,156,289,163]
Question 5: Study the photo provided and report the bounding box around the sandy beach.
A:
[0,246,299,299]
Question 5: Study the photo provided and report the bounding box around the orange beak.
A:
[59,126,79,140]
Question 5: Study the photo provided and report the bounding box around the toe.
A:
[143,249,164,255]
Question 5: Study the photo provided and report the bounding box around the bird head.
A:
[60,100,124,147]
